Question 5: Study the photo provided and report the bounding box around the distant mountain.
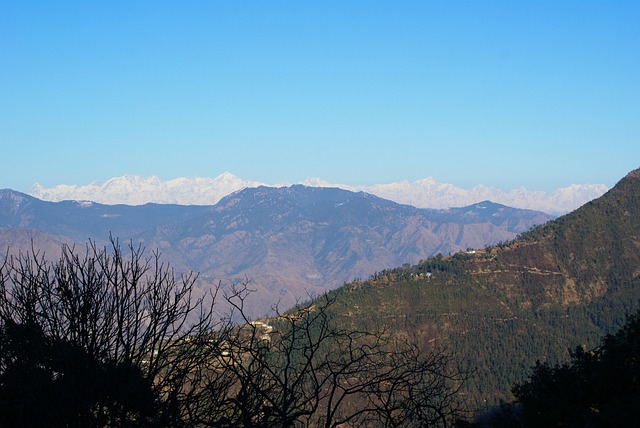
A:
[134,186,551,314]
[313,178,608,215]
[30,173,263,206]
[0,228,76,260]
[0,189,208,242]
[322,167,640,412]
[1,186,552,317]
[29,173,607,214]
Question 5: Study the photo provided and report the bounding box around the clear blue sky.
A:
[1,1,638,193]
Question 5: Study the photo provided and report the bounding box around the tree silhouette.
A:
[493,308,640,427]
[0,238,220,426]
[0,239,465,427]
[0,319,155,427]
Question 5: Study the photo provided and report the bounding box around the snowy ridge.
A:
[30,173,264,206]
[301,178,609,215]
[30,173,608,215]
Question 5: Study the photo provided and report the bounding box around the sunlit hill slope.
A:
[326,168,640,412]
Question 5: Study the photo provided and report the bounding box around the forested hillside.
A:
[325,168,640,413]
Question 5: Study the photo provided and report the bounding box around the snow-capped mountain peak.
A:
[29,174,608,215]
[30,173,264,206]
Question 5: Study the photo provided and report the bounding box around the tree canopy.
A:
[492,308,640,427]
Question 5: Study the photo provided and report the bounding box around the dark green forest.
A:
[491,308,640,427]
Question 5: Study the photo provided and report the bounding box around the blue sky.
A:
[1,1,638,193]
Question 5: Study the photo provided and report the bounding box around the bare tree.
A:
[199,285,467,427]
[0,239,466,427]
[0,238,225,426]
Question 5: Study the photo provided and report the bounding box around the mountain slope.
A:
[131,185,551,315]
[1,186,552,317]
[0,189,209,242]
[472,167,640,307]
[324,168,640,413]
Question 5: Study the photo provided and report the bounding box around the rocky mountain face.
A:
[324,167,640,411]
[0,186,552,317]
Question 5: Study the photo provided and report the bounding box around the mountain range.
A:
[0,186,551,316]
[29,173,607,215]
[5,166,638,419]
[320,167,640,413]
